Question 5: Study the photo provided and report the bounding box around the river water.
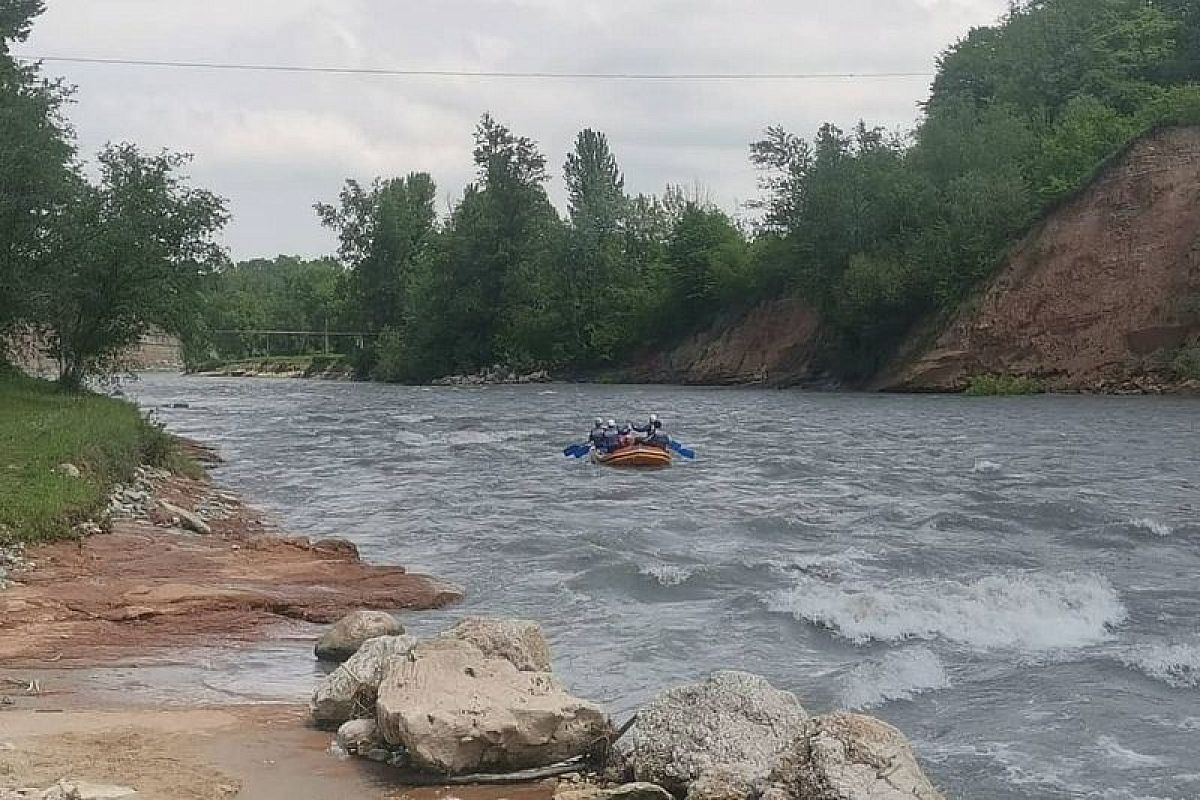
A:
[129,373,1199,800]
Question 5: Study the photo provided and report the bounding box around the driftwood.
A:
[392,714,640,786]
[393,756,589,786]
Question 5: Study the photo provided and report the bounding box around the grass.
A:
[1170,344,1200,382]
[0,371,192,542]
[964,374,1045,396]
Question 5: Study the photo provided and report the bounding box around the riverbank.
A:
[192,355,354,380]
[0,371,189,544]
[0,465,466,799]
[1,466,460,665]
[0,378,470,797]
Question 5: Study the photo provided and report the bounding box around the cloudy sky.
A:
[18,0,1009,261]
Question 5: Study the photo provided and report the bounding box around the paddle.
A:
[562,443,592,459]
[669,439,696,460]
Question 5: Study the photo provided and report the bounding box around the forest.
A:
[3,0,1199,386]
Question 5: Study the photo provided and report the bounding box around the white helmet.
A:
[649,414,659,423]
[607,419,616,428]
[594,417,604,427]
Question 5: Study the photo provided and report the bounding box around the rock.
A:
[55,463,81,479]
[41,782,139,800]
[605,783,675,800]
[439,616,551,672]
[555,782,674,800]
[336,717,383,755]
[311,634,416,725]
[376,637,612,775]
[627,671,809,799]
[311,537,360,559]
[685,769,761,800]
[766,713,944,800]
[157,500,211,535]
[315,610,405,662]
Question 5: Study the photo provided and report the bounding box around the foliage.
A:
[0,0,74,345]
[741,0,1200,379]
[40,145,227,388]
[0,373,180,542]
[1170,344,1200,382]
[315,174,436,332]
[188,255,348,363]
[184,0,1200,385]
[964,374,1045,396]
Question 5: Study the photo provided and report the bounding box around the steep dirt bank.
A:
[882,126,1200,393]
[625,298,824,386]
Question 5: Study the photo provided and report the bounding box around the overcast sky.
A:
[18,1,1009,261]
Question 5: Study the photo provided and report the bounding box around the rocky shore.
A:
[306,615,945,800]
[1,438,949,799]
[0,449,458,666]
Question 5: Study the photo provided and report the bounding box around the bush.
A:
[1170,344,1200,381]
[964,374,1045,396]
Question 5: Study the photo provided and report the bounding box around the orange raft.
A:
[591,444,673,469]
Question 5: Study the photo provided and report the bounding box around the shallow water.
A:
[130,374,1199,799]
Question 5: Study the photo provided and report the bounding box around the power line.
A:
[19,55,934,82]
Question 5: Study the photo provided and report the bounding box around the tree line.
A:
[5,0,1199,387]
[0,1,227,388]
[198,0,1199,383]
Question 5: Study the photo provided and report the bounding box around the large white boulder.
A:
[766,713,945,800]
[438,616,552,671]
[627,671,810,799]
[315,610,405,662]
[311,634,416,725]
[376,637,612,775]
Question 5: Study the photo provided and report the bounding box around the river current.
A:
[130,373,1199,800]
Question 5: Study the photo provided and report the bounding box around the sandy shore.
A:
[0,444,542,800]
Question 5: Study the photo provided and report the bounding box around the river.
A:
[129,373,1199,800]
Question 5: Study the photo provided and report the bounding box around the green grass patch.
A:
[0,373,187,543]
[1170,344,1200,382]
[964,374,1045,396]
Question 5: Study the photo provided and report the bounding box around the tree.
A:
[315,173,437,332]
[0,0,74,346]
[662,204,750,332]
[562,129,629,362]
[190,255,348,361]
[564,129,624,229]
[930,0,1180,119]
[43,145,227,388]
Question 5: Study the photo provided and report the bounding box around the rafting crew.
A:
[589,415,668,453]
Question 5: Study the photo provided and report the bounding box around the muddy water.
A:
[129,374,1200,800]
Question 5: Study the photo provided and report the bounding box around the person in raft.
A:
[601,419,621,453]
[588,417,606,451]
[634,414,670,448]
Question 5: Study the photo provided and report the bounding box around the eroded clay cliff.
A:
[625,298,823,386]
[883,126,1200,393]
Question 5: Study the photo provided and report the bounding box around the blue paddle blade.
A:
[563,443,591,458]
[669,440,696,460]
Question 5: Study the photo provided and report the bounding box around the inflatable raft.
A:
[591,444,673,469]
